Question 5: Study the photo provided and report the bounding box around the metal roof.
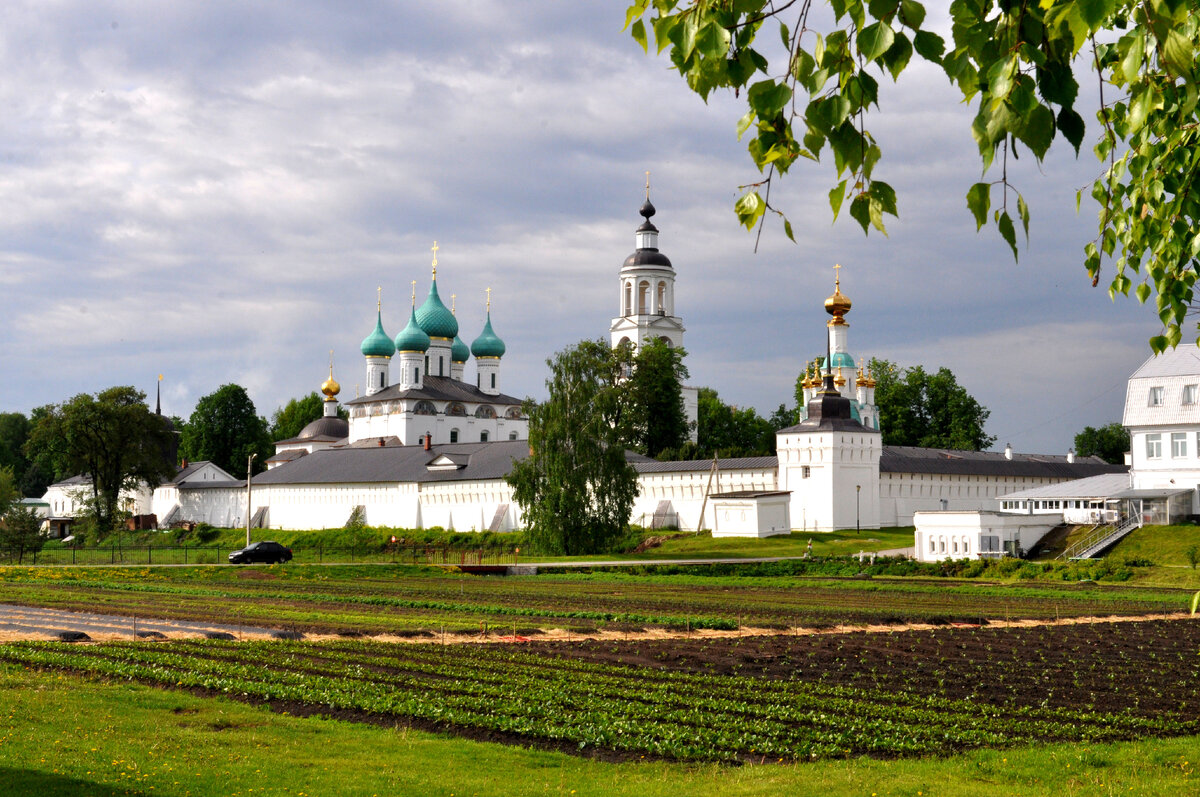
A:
[633,456,778,474]
[880,446,1126,479]
[252,439,533,486]
[1112,487,1194,499]
[998,472,1132,501]
[343,375,522,408]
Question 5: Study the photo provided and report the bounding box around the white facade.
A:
[913,511,1059,562]
[710,492,791,538]
[777,427,881,532]
[1123,347,1200,515]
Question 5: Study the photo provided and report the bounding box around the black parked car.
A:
[228,541,293,565]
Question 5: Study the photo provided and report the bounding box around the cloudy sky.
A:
[0,1,1162,455]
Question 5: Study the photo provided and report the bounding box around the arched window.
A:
[624,282,632,316]
[480,430,489,442]
[450,429,459,443]
[638,281,649,314]
[475,405,497,419]
[414,400,436,416]
[656,282,666,314]
[447,402,467,417]
[508,431,518,440]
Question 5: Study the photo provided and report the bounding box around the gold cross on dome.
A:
[431,240,439,278]
[328,350,334,377]
[486,287,492,312]
[377,285,382,311]
[451,293,457,315]
[411,280,417,306]
[644,171,651,198]
[833,262,842,288]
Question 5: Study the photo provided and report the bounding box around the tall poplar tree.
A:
[628,338,690,458]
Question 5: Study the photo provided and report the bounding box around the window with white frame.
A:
[1174,432,1189,458]
[1185,384,1199,405]
[1149,386,1165,406]
[1146,433,1163,459]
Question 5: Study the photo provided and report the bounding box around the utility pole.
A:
[245,453,258,547]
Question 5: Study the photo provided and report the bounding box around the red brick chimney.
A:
[423,434,432,451]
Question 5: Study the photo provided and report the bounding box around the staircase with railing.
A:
[1058,513,1143,560]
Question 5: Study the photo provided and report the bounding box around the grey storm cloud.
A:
[0,1,1159,455]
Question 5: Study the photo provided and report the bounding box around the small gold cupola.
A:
[824,263,852,326]
[321,351,341,399]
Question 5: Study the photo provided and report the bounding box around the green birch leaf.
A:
[830,179,849,220]
[1136,282,1152,303]
[849,193,871,234]
[1163,30,1195,78]
[736,109,756,140]
[997,210,1018,261]
[868,195,888,233]
[1017,192,1030,237]
[881,32,913,81]
[966,182,990,230]
[1119,28,1146,83]
[734,190,765,230]
[783,217,796,242]
[913,29,944,63]
[857,21,895,62]
[870,180,897,216]
[1057,108,1085,154]
[899,0,925,29]
[630,19,648,52]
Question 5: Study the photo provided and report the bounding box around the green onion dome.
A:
[451,334,470,363]
[415,279,459,339]
[821,351,855,370]
[394,307,431,353]
[470,312,506,358]
[360,310,395,358]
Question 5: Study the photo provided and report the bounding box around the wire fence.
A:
[0,544,522,567]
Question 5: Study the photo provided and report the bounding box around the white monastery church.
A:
[43,193,1129,540]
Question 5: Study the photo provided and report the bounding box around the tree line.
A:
[1,383,344,538]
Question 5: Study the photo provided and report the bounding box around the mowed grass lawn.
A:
[1,663,1197,797]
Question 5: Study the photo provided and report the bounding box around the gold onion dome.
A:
[824,264,852,325]
[321,358,341,399]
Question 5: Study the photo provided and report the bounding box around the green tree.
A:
[681,387,777,459]
[870,358,995,450]
[1074,422,1130,464]
[270,392,348,442]
[181,385,272,479]
[628,338,691,457]
[625,2,1200,347]
[507,340,638,555]
[0,503,45,564]
[25,387,176,534]
[0,413,30,492]
[0,467,17,518]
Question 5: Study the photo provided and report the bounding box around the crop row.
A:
[1,639,1192,762]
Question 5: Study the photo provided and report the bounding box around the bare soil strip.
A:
[0,601,1189,644]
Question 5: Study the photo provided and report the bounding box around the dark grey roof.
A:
[179,480,242,490]
[623,250,673,268]
[266,449,308,464]
[780,382,872,433]
[49,475,91,488]
[710,490,790,498]
[633,456,778,474]
[344,375,522,408]
[880,446,1128,479]
[295,416,349,441]
[251,439,532,486]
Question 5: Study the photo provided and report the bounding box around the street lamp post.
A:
[246,453,258,547]
[856,484,861,533]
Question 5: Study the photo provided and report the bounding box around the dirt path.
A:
[0,602,1191,644]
